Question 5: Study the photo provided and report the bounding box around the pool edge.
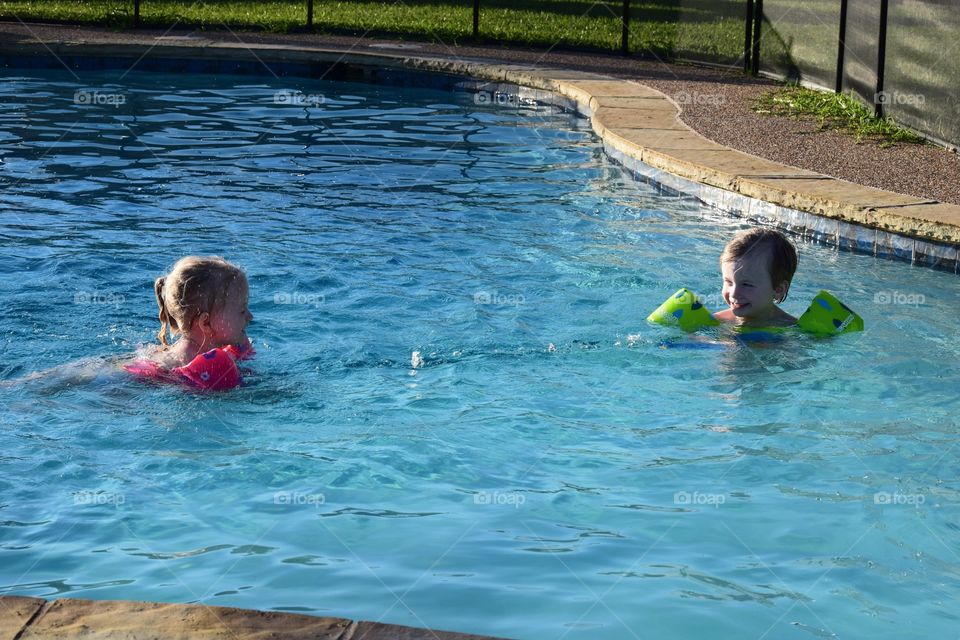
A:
[0,595,508,639]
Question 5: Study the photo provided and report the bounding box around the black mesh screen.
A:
[840,0,881,109]
[675,0,749,67]
[883,0,960,147]
[758,0,840,88]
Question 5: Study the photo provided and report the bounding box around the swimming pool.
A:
[1,65,958,639]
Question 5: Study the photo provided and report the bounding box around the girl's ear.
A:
[195,311,213,336]
[774,280,790,303]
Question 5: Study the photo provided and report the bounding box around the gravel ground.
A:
[4,22,959,204]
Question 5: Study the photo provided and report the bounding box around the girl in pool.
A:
[124,256,255,390]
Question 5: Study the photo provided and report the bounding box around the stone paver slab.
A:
[563,79,664,99]
[349,621,506,639]
[866,202,960,243]
[593,110,685,131]
[644,148,820,177]
[607,127,728,151]
[19,598,351,640]
[0,596,45,640]
[639,148,820,190]
[589,96,677,114]
[738,176,930,217]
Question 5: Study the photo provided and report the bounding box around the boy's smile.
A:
[721,252,788,325]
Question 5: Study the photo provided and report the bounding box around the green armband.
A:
[797,290,864,335]
[647,288,720,332]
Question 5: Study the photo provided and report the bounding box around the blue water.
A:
[1,68,959,640]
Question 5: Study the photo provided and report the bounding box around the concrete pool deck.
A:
[1,23,959,272]
[0,595,504,639]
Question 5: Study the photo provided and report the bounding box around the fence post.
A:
[307,0,313,30]
[621,0,630,55]
[875,0,889,117]
[835,0,848,92]
[751,0,762,75]
[744,0,754,73]
[473,0,479,40]
[134,0,140,27]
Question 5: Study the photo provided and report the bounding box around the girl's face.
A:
[721,254,787,323]
[209,277,253,346]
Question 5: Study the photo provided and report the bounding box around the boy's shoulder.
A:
[712,308,797,327]
[712,308,736,323]
[770,308,798,326]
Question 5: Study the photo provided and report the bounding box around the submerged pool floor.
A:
[0,68,959,640]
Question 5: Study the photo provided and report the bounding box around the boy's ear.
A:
[774,280,790,303]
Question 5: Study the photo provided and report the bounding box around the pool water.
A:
[1,68,959,640]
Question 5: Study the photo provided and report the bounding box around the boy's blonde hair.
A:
[155,256,246,346]
[721,228,798,302]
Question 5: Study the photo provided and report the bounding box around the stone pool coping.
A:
[0,595,505,639]
[2,30,960,272]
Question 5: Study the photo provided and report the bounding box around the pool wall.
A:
[2,37,959,273]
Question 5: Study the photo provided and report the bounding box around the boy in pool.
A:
[124,256,255,390]
[713,227,798,328]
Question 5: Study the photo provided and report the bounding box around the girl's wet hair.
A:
[721,228,798,302]
[154,256,245,346]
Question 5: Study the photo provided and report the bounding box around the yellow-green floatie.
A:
[647,288,863,335]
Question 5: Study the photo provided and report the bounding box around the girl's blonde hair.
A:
[154,256,246,346]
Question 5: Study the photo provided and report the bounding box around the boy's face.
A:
[721,252,787,322]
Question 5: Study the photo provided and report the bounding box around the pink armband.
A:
[125,339,255,391]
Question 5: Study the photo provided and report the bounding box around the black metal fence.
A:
[680,0,959,150]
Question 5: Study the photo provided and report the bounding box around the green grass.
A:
[753,84,927,147]
[0,0,744,59]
